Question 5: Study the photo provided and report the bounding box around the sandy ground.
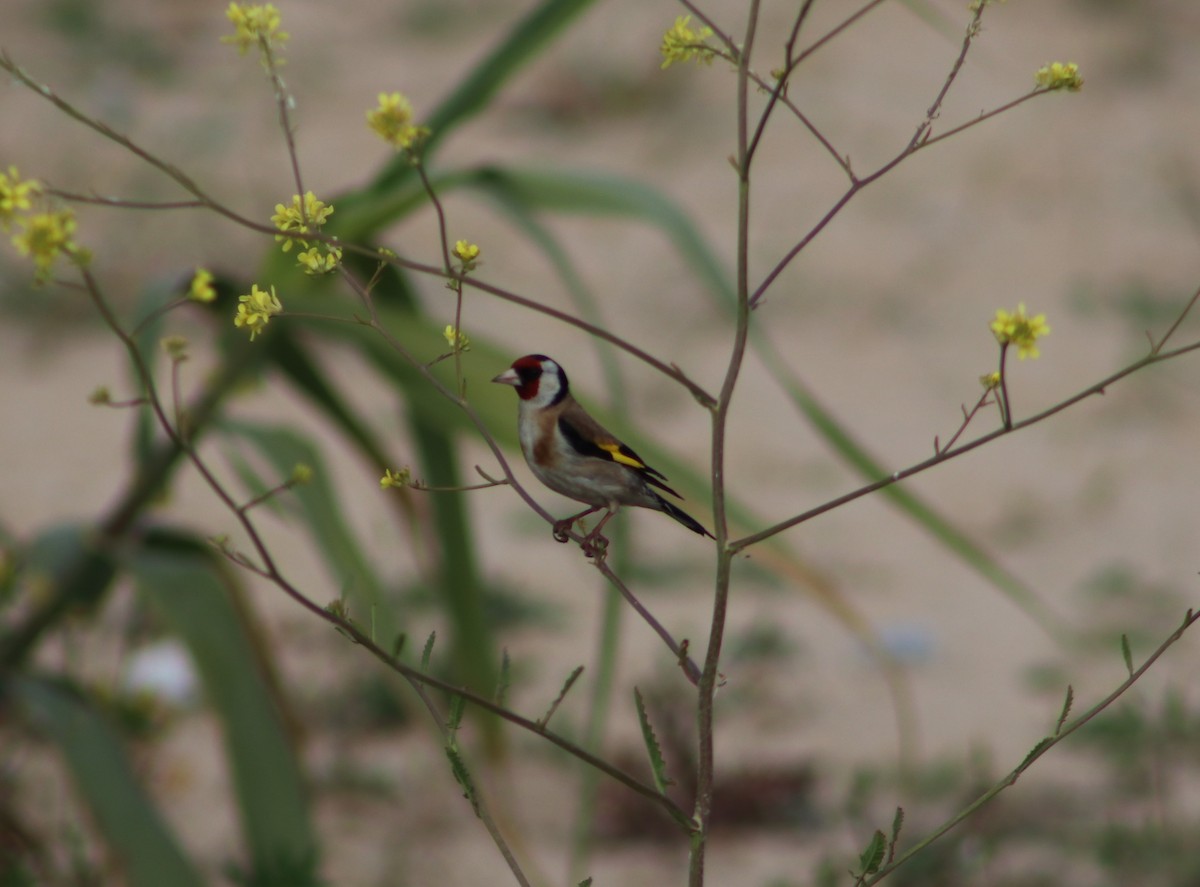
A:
[3,0,1200,884]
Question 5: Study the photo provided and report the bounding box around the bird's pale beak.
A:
[492,368,520,386]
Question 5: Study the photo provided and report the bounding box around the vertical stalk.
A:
[689,2,760,884]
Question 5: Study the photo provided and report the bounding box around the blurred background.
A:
[2,0,1199,885]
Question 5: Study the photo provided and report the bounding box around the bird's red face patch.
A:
[509,355,545,401]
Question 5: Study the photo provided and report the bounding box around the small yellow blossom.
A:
[290,463,314,485]
[189,268,217,302]
[162,335,189,360]
[442,325,471,352]
[271,191,333,253]
[12,209,79,280]
[452,239,480,272]
[89,386,112,405]
[380,467,412,489]
[990,302,1050,360]
[1035,62,1083,92]
[453,240,480,263]
[221,3,289,55]
[234,283,283,341]
[660,15,715,70]
[296,245,342,276]
[980,371,1001,389]
[0,167,40,231]
[366,92,429,151]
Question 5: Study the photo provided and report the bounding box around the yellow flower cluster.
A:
[990,303,1050,360]
[234,283,283,340]
[452,238,480,272]
[12,209,83,282]
[443,324,471,353]
[2,166,88,283]
[271,191,333,251]
[0,166,40,231]
[270,191,341,275]
[1035,62,1083,92]
[380,467,412,489]
[189,268,217,303]
[453,240,480,263]
[367,92,429,151]
[660,15,715,70]
[296,245,342,276]
[221,3,289,56]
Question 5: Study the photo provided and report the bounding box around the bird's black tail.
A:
[653,494,714,539]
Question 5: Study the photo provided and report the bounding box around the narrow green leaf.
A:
[10,676,204,887]
[495,648,511,707]
[447,693,467,734]
[1019,736,1055,771]
[858,829,886,875]
[421,630,437,670]
[888,806,905,862]
[538,665,584,730]
[1120,633,1134,676]
[633,687,673,795]
[1055,684,1074,735]
[271,329,398,467]
[1,523,118,668]
[131,531,318,885]
[445,744,481,817]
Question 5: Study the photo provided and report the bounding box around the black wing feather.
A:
[556,415,682,498]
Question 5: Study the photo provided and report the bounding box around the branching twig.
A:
[862,607,1200,885]
[732,330,1200,552]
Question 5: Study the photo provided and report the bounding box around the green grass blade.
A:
[381,0,597,184]
[409,411,497,700]
[10,675,205,887]
[335,0,598,240]
[218,419,394,642]
[131,530,319,886]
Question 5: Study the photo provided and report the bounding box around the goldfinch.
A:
[492,354,713,550]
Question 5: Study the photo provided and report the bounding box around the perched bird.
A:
[492,354,713,551]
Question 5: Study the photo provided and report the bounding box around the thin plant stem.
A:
[997,342,1013,429]
[732,334,1200,552]
[745,0,817,166]
[594,560,702,686]
[260,39,306,201]
[690,3,762,884]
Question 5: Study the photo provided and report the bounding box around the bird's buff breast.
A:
[517,410,648,507]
